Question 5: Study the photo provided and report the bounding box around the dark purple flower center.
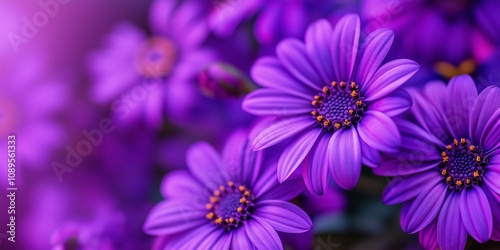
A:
[311,81,366,131]
[440,138,487,191]
[205,181,255,231]
[135,37,177,78]
[63,236,80,250]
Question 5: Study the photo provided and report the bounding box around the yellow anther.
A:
[441,152,447,157]
[215,217,223,224]
[311,110,318,116]
[349,109,354,115]
[454,139,458,146]
[473,171,480,178]
[331,81,337,87]
[229,218,235,223]
[446,176,452,182]
[350,81,356,88]
[340,81,346,87]
[322,86,329,94]
[239,197,246,203]
[466,179,471,185]
[351,90,358,97]
[334,123,341,129]
[206,204,213,210]
[343,119,351,127]
[206,212,215,220]
[210,197,219,203]
[213,191,221,197]
[238,186,246,192]
[469,145,475,151]
[442,156,449,162]
[476,156,481,162]
[446,145,452,150]
[456,180,463,186]
[441,169,447,176]
[314,95,321,100]
[227,181,234,187]
[219,186,226,192]
[312,100,320,106]
[316,115,324,122]
[460,138,466,144]
[237,207,243,213]
[323,119,331,127]
[356,100,363,106]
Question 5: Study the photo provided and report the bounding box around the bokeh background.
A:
[2,0,500,249]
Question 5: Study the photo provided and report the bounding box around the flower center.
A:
[135,37,177,78]
[205,181,255,230]
[440,138,487,191]
[311,81,366,131]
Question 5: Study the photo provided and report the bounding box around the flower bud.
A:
[199,63,254,98]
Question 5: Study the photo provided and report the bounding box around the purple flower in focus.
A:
[377,75,500,249]
[362,0,500,69]
[144,129,312,249]
[243,14,419,191]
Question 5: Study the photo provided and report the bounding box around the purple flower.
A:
[242,14,419,191]
[377,75,500,249]
[362,0,500,69]
[144,129,312,249]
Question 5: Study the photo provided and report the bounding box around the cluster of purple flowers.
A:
[6,0,500,249]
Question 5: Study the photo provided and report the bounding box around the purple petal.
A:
[305,19,334,84]
[444,75,478,139]
[480,108,500,153]
[400,201,411,231]
[278,128,321,182]
[144,201,207,235]
[360,139,381,168]
[160,170,206,199]
[460,185,492,243]
[437,192,467,250]
[186,142,227,190]
[364,59,419,102]
[197,230,231,249]
[484,165,500,195]
[357,111,401,153]
[252,116,315,151]
[232,227,253,249]
[303,134,330,195]
[370,89,412,117]
[330,14,360,81]
[404,183,446,234]
[424,80,448,109]
[251,57,313,99]
[356,29,394,85]
[166,224,216,249]
[246,217,283,250]
[254,200,312,233]
[222,129,253,185]
[409,88,454,142]
[383,171,441,205]
[277,39,323,90]
[243,89,311,116]
[258,175,305,202]
[419,219,438,250]
[483,187,500,241]
[469,86,500,144]
[328,128,362,189]
[374,159,439,177]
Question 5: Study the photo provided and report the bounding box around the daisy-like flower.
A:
[144,129,311,249]
[242,14,419,191]
[377,75,500,249]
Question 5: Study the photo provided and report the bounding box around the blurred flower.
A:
[377,75,500,249]
[243,14,419,191]
[362,0,500,72]
[0,55,69,169]
[199,62,255,99]
[144,129,312,249]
